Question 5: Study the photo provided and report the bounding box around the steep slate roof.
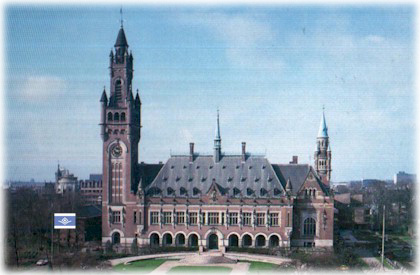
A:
[133,163,164,192]
[146,154,286,198]
[272,164,310,196]
[115,27,128,47]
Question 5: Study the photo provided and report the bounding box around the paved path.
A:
[109,251,290,274]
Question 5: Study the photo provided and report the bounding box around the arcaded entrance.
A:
[208,233,219,250]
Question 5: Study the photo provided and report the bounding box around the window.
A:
[163,212,172,224]
[270,213,279,226]
[201,212,205,224]
[114,112,120,121]
[256,213,265,226]
[303,218,316,236]
[287,213,290,227]
[112,211,121,224]
[208,212,219,225]
[139,212,142,225]
[243,213,252,226]
[134,211,137,224]
[189,212,198,225]
[229,212,238,225]
[115,80,122,101]
[108,112,113,121]
[176,212,185,224]
[121,112,126,121]
[150,212,159,225]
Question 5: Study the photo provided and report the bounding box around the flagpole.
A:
[381,204,385,270]
[51,213,54,269]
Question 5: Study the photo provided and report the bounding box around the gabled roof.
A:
[272,164,310,196]
[115,27,128,47]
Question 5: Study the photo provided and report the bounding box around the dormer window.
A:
[209,165,213,169]
[227,176,233,182]
[176,176,181,182]
[222,165,226,169]
[247,188,254,196]
[268,177,273,182]
[274,188,281,196]
[193,187,201,196]
[201,177,206,182]
[180,187,187,196]
[170,165,174,169]
[241,177,247,182]
[236,165,239,169]
[262,165,266,169]
[188,177,193,182]
[196,166,200,169]
[254,177,259,182]
[249,166,252,169]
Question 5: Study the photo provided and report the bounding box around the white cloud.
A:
[177,13,284,70]
[21,75,66,102]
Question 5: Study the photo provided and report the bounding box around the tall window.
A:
[150,212,159,225]
[111,162,123,203]
[134,211,137,224]
[256,213,265,226]
[189,212,198,225]
[270,213,279,226]
[108,112,113,121]
[229,212,238,225]
[163,212,172,224]
[121,112,126,121]
[303,218,316,236]
[112,211,121,224]
[115,80,122,101]
[243,213,252,226]
[208,212,219,225]
[176,212,185,224]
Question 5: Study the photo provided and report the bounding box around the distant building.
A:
[79,176,103,206]
[55,165,78,194]
[394,171,416,185]
[334,193,370,229]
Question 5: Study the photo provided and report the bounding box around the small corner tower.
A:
[214,109,222,163]
[314,108,332,184]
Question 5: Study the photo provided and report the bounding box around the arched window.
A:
[115,80,122,101]
[108,112,113,121]
[114,112,120,121]
[303,218,316,236]
[121,112,126,121]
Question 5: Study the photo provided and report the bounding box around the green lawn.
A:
[375,257,394,270]
[240,260,285,273]
[168,266,232,274]
[114,259,176,273]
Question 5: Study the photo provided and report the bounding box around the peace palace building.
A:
[100,25,334,251]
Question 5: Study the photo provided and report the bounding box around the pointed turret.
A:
[135,91,141,105]
[100,87,108,103]
[317,110,328,138]
[214,109,222,163]
[286,178,292,193]
[115,27,128,48]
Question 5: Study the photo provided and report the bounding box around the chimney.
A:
[189,143,194,163]
[289,156,298,164]
[241,142,246,162]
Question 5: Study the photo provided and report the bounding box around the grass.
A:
[239,260,282,273]
[375,257,394,270]
[168,266,232,274]
[113,259,176,273]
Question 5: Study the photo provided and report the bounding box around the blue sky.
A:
[5,5,415,182]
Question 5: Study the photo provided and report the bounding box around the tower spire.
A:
[120,7,124,28]
[318,106,328,138]
[214,108,222,163]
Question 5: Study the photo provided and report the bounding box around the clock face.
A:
[112,145,122,158]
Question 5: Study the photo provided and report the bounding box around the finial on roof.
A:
[286,177,292,192]
[120,6,124,28]
[215,108,221,140]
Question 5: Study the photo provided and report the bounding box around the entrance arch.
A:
[112,232,120,244]
[208,233,219,250]
[188,234,199,247]
[269,235,280,247]
[150,233,160,247]
[175,233,186,246]
[228,234,239,247]
[242,234,252,247]
[256,235,266,247]
[163,233,173,246]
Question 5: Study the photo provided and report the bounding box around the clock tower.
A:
[100,24,141,246]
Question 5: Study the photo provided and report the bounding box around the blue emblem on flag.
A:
[54,213,76,229]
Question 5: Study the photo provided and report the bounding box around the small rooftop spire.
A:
[120,6,124,28]
[215,108,221,140]
[317,107,328,138]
